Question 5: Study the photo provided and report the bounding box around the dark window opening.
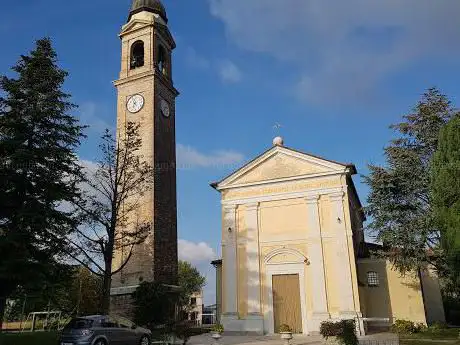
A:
[367,271,380,287]
[190,297,196,306]
[157,45,168,76]
[130,41,144,69]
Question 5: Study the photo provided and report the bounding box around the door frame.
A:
[265,263,308,334]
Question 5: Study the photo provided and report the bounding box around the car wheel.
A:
[94,339,107,345]
[140,335,150,345]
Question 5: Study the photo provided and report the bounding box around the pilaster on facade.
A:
[245,202,262,316]
[328,191,355,312]
[222,204,238,315]
[303,195,329,319]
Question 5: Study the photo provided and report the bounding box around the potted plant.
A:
[279,324,293,345]
[210,324,224,343]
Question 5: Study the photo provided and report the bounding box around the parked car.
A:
[59,315,151,345]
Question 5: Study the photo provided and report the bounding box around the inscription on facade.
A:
[223,177,342,200]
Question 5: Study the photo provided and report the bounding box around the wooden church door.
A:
[272,274,302,333]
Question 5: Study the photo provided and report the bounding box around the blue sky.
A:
[2,0,460,304]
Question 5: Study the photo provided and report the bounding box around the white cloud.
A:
[177,143,244,169]
[185,47,211,70]
[209,0,460,105]
[78,102,113,133]
[179,239,218,304]
[178,239,217,264]
[185,47,243,84]
[218,60,243,83]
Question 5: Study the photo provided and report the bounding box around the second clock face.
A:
[127,94,144,113]
[160,99,170,118]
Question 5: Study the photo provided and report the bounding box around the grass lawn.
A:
[0,331,58,345]
[400,328,460,345]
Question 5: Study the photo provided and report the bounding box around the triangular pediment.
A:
[120,19,152,36]
[215,146,354,189]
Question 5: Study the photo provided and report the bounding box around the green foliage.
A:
[391,320,426,334]
[431,114,460,285]
[0,37,85,326]
[211,323,224,333]
[173,321,198,345]
[4,266,102,323]
[364,88,459,273]
[320,320,358,345]
[413,327,459,339]
[133,281,178,330]
[70,267,103,316]
[278,324,292,332]
[132,261,205,334]
[177,261,206,309]
[424,321,448,334]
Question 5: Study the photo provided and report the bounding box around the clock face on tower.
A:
[160,99,170,118]
[127,94,144,113]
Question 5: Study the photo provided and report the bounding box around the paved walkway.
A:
[188,334,323,345]
[188,332,399,345]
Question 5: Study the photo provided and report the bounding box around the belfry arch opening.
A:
[130,40,144,69]
[157,44,168,76]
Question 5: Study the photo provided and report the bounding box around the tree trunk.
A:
[0,297,6,331]
[102,268,112,315]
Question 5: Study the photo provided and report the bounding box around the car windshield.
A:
[65,318,94,329]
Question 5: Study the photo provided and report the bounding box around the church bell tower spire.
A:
[110,0,179,315]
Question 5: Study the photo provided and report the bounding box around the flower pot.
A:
[280,332,293,345]
[211,331,222,345]
[211,332,222,339]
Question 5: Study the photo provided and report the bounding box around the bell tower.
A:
[111,0,179,314]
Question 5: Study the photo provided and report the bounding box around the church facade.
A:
[211,138,445,335]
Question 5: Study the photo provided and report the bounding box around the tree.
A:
[364,88,458,274]
[65,122,154,313]
[431,114,460,285]
[132,261,205,329]
[177,261,206,309]
[0,38,85,328]
[133,281,176,330]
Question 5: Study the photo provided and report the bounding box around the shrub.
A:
[132,282,179,330]
[429,322,448,330]
[211,324,224,333]
[320,320,358,345]
[279,324,292,333]
[320,321,343,337]
[392,319,425,334]
[174,321,195,345]
[421,321,448,335]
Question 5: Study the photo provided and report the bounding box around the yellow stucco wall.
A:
[358,260,427,324]
[420,268,445,324]
[215,264,222,322]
